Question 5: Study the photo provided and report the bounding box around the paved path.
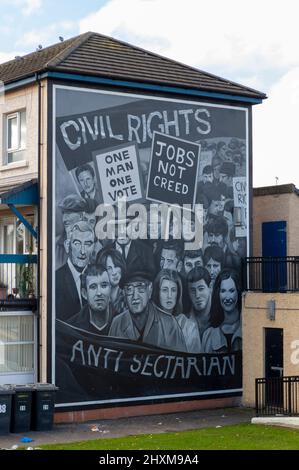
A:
[0,407,254,448]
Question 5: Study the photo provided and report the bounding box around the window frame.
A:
[5,109,26,165]
[0,310,37,377]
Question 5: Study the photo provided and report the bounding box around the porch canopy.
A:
[0,179,38,310]
[0,179,38,239]
[0,179,38,206]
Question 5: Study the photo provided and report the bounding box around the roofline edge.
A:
[2,70,264,104]
[45,71,264,104]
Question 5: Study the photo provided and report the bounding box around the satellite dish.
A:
[59,36,64,42]
[36,44,43,51]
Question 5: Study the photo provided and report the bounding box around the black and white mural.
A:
[52,86,248,406]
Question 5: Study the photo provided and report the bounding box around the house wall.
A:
[0,83,38,188]
[242,291,299,406]
[253,192,299,256]
[39,79,48,381]
[0,79,49,383]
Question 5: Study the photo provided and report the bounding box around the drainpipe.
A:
[35,72,41,382]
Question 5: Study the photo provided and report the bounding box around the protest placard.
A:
[146,132,200,208]
[233,176,247,237]
[92,142,143,204]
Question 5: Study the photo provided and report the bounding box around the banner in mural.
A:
[53,86,248,406]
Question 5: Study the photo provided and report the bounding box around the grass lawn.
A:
[40,424,299,450]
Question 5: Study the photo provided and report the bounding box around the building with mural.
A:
[0,32,266,421]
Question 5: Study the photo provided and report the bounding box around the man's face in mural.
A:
[184,256,203,275]
[207,232,224,249]
[189,279,210,312]
[83,211,96,229]
[159,279,177,313]
[78,170,95,195]
[69,229,94,269]
[106,255,122,287]
[205,257,221,281]
[220,277,238,314]
[84,272,111,313]
[209,199,225,217]
[160,248,180,271]
[62,212,82,237]
[219,173,232,186]
[202,172,213,184]
[125,281,152,315]
[63,211,96,236]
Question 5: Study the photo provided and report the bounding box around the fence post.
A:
[288,378,292,415]
[255,378,259,416]
[242,258,247,291]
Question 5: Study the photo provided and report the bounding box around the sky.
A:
[0,0,299,188]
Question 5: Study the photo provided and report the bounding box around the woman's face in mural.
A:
[106,255,122,287]
[159,279,178,313]
[220,277,238,313]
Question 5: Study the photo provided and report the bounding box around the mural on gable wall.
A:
[53,85,248,406]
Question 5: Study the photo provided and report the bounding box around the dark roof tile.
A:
[0,32,266,100]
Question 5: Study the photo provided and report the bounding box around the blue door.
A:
[262,221,287,292]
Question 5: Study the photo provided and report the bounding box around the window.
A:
[5,110,26,164]
[0,313,35,374]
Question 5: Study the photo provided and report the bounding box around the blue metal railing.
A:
[0,254,37,309]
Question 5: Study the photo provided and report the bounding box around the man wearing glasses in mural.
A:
[108,268,186,352]
[68,263,113,335]
[56,221,95,321]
